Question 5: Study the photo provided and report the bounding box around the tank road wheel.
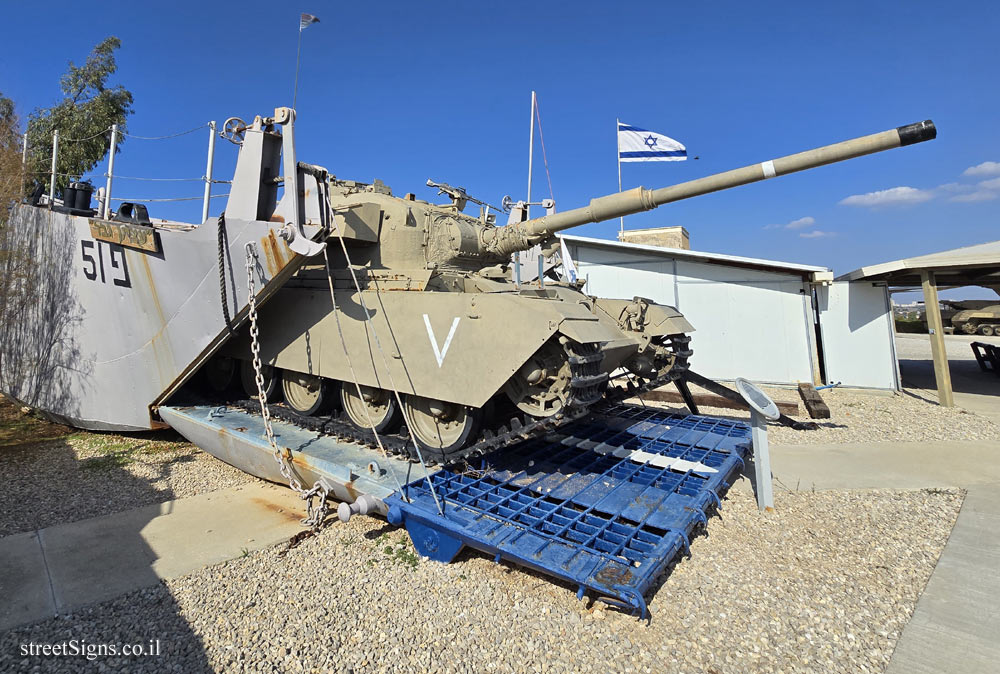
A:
[402,395,482,458]
[503,341,573,418]
[340,384,403,433]
[281,371,335,416]
[982,325,996,336]
[241,360,282,402]
[961,322,978,335]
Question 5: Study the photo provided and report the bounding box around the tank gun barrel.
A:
[482,121,935,257]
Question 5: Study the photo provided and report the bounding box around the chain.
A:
[245,242,330,529]
[218,213,232,330]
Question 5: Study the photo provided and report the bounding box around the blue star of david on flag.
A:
[618,123,687,162]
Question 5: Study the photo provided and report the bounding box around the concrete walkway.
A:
[743,439,1000,491]
[885,482,1000,674]
[0,482,305,632]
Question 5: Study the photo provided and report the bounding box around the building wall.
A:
[570,243,817,385]
[617,226,690,250]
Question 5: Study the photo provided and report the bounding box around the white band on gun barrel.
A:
[760,160,776,179]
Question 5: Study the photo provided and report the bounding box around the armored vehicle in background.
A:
[950,302,1000,336]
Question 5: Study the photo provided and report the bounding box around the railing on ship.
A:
[19,121,230,224]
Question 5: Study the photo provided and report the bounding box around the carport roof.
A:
[837,239,1000,286]
[559,234,831,280]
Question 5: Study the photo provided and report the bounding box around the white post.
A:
[526,91,535,220]
[49,129,59,205]
[20,132,28,195]
[103,124,118,219]
[202,121,217,224]
[750,411,774,512]
[616,118,623,237]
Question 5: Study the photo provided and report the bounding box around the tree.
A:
[0,93,21,206]
[24,37,133,196]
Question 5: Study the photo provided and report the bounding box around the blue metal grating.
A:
[385,404,751,617]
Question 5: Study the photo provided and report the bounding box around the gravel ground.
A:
[0,395,257,537]
[638,383,1000,446]
[0,487,963,674]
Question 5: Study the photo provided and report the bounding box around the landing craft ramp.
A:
[160,401,750,616]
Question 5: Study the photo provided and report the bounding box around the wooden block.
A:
[797,382,831,419]
[639,389,801,416]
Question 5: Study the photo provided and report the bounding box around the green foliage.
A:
[24,37,133,195]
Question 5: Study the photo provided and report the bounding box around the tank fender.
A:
[592,297,694,337]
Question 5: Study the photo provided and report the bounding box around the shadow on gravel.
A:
[0,397,212,672]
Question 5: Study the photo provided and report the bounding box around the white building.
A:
[561,234,899,389]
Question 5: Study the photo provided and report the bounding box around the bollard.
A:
[734,377,780,512]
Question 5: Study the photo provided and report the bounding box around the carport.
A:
[839,240,1000,406]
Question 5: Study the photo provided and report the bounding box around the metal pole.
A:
[20,132,28,196]
[538,254,544,289]
[921,270,955,407]
[292,27,304,111]
[527,91,535,220]
[750,410,774,512]
[103,124,118,219]
[202,121,217,223]
[48,129,59,206]
[617,118,623,238]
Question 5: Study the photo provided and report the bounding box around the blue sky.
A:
[3,1,998,298]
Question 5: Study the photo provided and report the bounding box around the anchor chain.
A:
[245,242,330,529]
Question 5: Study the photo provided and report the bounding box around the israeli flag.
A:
[618,123,687,162]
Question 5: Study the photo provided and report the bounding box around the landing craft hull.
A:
[0,203,303,430]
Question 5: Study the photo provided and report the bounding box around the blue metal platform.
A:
[385,403,751,617]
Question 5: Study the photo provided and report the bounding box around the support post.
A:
[921,270,954,407]
[103,124,118,220]
[48,129,59,206]
[202,121,217,223]
[750,410,774,512]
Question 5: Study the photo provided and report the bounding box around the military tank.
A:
[950,302,1000,336]
[199,115,938,464]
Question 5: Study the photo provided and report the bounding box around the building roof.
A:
[559,234,832,280]
[837,239,1000,286]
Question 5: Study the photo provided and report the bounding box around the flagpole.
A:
[616,118,623,237]
[292,25,304,110]
[527,91,536,220]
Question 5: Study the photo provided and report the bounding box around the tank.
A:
[0,108,936,465]
[951,303,1000,336]
[210,114,936,463]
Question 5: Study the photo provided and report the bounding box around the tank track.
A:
[230,333,692,468]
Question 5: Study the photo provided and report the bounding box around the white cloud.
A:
[839,186,933,207]
[799,230,835,239]
[785,216,815,230]
[962,161,1000,177]
[764,215,815,230]
[978,177,1000,190]
[950,190,998,203]
[935,182,974,194]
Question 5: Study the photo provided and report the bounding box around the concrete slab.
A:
[0,532,56,632]
[737,439,1000,492]
[0,482,307,631]
[886,483,1000,674]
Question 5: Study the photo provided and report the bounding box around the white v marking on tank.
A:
[423,315,460,367]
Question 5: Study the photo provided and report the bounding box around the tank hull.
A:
[222,283,692,409]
